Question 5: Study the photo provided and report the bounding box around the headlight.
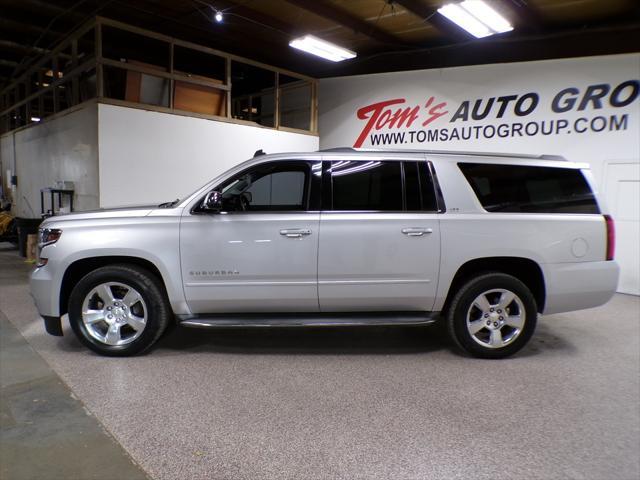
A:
[39,228,63,247]
[37,228,62,267]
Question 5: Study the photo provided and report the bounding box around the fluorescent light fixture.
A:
[438,1,513,38]
[30,117,41,122]
[289,35,356,62]
[461,0,512,33]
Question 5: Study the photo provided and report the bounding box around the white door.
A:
[318,212,441,311]
[318,159,441,312]
[604,162,640,295]
[180,160,321,313]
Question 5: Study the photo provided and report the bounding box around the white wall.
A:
[0,103,99,218]
[319,53,640,294]
[98,104,319,207]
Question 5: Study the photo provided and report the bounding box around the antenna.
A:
[253,149,266,157]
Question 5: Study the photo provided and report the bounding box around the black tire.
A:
[68,264,172,356]
[446,272,537,359]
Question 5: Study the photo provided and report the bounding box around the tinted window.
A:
[404,161,438,212]
[246,171,305,206]
[331,161,402,211]
[404,161,422,211]
[219,161,316,211]
[459,163,599,214]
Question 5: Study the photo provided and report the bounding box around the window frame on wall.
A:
[278,74,313,132]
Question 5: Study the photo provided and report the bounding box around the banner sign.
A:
[353,81,637,148]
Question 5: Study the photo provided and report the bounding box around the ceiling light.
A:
[438,1,513,38]
[289,35,356,62]
[214,11,223,23]
[461,1,512,33]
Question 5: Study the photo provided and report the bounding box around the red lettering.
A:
[353,99,406,148]
[353,97,447,147]
[375,109,394,130]
[389,106,420,129]
[422,96,448,127]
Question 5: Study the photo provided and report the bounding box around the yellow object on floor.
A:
[0,211,13,236]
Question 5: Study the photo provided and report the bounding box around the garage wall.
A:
[97,104,319,208]
[0,103,99,219]
[319,53,640,294]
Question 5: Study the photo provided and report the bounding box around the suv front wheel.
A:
[447,273,537,359]
[68,264,171,356]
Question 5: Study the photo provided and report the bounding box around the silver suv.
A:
[31,148,619,358]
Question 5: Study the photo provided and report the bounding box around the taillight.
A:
[604,215,615,261]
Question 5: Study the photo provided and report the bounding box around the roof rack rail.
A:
[318,147,356,152]
[317,147,566,161]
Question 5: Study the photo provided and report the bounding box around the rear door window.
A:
[330,160,403,211]
[404,161,439,212]
[458,163,600,214]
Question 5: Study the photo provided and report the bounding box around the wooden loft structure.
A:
[0,17,318,135]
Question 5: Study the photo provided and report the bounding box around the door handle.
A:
[401,227,433,237]
[280,228,312,238]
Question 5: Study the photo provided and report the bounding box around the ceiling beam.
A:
[318,23,640,77]
[0,59,19,69]
[0,17,66,39]
[104,0,319,74]
[282,0,409,47]
[0,39,58,56]
[0,0,87,21]
[393,0,474,43]
[215,0,304,38]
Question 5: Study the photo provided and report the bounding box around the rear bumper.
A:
[542,260,619,315]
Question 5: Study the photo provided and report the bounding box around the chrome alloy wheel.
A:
[81,282,147,346]
[466,288,526,349]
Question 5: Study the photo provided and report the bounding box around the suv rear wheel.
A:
[68,264,171,356]
[447,273,537,359]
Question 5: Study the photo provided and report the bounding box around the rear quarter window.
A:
[458,163,600,214]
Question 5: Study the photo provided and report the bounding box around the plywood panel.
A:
[174,81,225,116]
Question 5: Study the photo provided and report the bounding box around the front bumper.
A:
[30,263,64,336]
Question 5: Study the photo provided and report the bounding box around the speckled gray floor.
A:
[1,243,639,480]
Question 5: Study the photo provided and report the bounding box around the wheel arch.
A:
[442,257,546,314]
[59,256,166,317]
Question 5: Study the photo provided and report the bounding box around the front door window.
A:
[216,161,318,212]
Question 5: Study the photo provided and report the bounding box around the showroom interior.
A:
[0,0,639,478]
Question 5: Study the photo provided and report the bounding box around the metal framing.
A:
[1,16,318,136]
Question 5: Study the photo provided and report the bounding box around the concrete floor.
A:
[0,311,149,480]
[0,243,639,480]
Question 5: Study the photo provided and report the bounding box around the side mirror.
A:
[202,190,223,212]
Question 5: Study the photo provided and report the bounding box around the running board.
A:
[178,312,439,329]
